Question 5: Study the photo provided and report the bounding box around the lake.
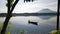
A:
[0,16,60,34]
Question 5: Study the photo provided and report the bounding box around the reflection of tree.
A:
[0,0,35,34]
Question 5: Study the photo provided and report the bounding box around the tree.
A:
[0,0,19,34]
[56,0,59,34]
[0,0,35,34]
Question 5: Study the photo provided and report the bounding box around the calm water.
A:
[0,16,60,34]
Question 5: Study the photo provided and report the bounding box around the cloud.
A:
[45,1,58,11]
[0,0,58,13]
[13,2,46,13]
[13,0,57,13]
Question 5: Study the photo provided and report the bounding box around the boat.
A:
[28,20,38,25]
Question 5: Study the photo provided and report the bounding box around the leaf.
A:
[0,24,3,27]
[0,22,13,30]
[7,32,10,34]
[50,30,60,34]
[6,0,14,8]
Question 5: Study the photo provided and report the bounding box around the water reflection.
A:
[38,16,54,20]
[0,16,60,34]
[10,16,57,34]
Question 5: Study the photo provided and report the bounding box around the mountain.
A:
[37,9,56,13]
[36,9,56,19]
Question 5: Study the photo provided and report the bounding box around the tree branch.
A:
[10,0,19,13]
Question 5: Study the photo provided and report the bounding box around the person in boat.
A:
[28,20,38,25]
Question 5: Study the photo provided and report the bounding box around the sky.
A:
[0,0,58,13]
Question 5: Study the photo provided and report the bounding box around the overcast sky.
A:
[0,0,58,13]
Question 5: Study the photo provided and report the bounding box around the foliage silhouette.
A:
[6,0,14,8]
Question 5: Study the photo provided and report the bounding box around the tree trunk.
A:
[0,0,19,34]
[57,0,59,30]
[0,0,11,34]
[56,0,59,34]
[0,14,12,34]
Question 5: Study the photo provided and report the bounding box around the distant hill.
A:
[0,9,59,17]
[37,9,56,13]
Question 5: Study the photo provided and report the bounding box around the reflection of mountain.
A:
[37,16,53,20]
[37,9,56,13]
[37,9,55,19]
[37,9,56,19]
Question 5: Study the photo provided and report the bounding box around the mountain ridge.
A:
[37,9,56,13]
